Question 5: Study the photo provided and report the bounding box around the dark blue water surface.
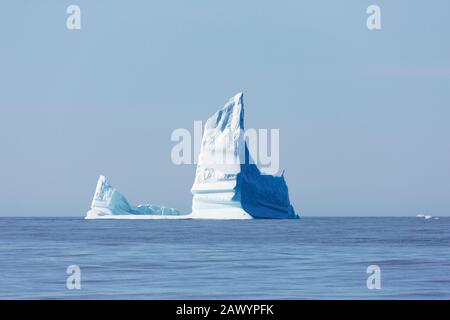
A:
[0,217,449,299]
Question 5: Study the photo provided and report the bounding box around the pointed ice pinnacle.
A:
[86,175,180,219]
[191,93,299,219]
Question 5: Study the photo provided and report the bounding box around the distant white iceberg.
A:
[86,93,298,220]
[85,175,181,219]
[416,214,437,220]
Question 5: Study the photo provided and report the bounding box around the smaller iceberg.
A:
[85,175,180,219]
[416,214,437,220]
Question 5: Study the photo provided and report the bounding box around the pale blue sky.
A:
[1,0,449,216]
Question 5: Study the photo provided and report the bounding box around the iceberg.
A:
[416,214,438,220]
[85,175,181,219]
[190,93,299,219]
[85,93,298,220]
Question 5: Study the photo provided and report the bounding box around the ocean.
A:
[0,217,449,299]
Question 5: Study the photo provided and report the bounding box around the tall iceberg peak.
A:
[198,92,245,173]
[191,93,299,219]
[86,175,180,219]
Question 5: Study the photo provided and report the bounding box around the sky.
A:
[0,0,449,216]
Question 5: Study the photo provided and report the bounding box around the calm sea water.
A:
[0,217,449,299]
